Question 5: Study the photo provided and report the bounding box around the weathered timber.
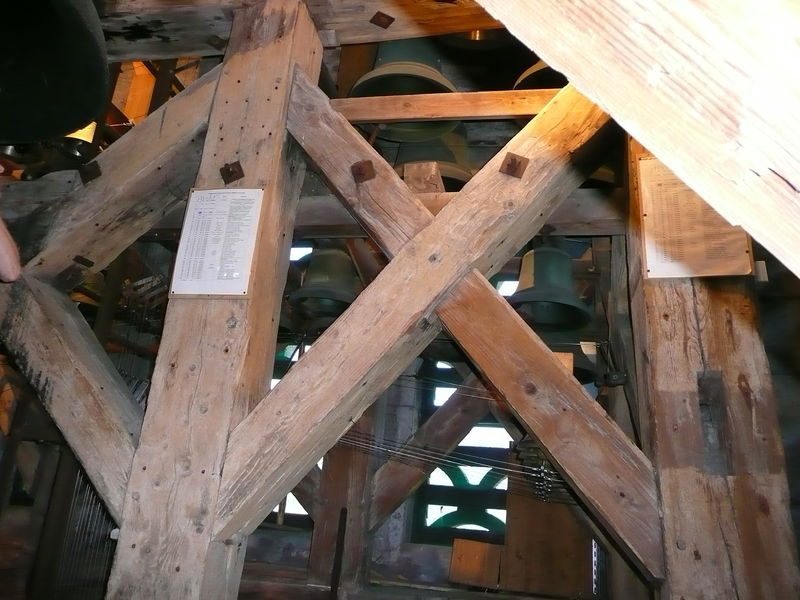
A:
[102,1,499,57]
[477,0,800,278]
[0,276,141,523]
[105,2,322,598]
[627,139,800,598]
[330,89,559,123]
[292,466,321,521]
[281,69,663,580]
[0,172,79,223]
[215,70,662,580]
[23,66,218,291]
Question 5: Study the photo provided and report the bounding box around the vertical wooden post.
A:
[308,410,375,590]
[105,2,321,598]
[627,139,800,598]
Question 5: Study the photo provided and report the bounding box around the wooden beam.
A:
[215,71,662,581]
[105,2,322,598]
[101,1,499,58]
[627,140,800,598]
[22,66,218,291]
[0,276,141,523]
[294,187,626,239]
[0,172,78,223]
[369,372,490,532]
[330,89,559,123]
[278,69,664,580]
[476,0,800,278]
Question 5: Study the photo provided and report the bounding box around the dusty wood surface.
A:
[331,89,559,123]
[292,466,321,521]
[213,73,619,551]
[627,139,800,598]
[22,67,218,291]
[105,2,322,598]
[0,276,141,523]
[241,68,663,579]
[102,0,499,56]
[0,172,79,223]
[477,0,800,279]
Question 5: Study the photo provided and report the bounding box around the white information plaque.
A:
[170,188,263,296]
[638,158,752,279]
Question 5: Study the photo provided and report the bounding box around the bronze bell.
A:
[509,247,593,331]
[0,1,109,143]
[349,39,459,143]
[288,248,362,330]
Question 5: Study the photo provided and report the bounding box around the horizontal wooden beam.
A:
[294,187,625,239]
[477,0,800,278]
[23,66,218,291]
[330,89,559,123]
[101,0,499,59]
[277,69,664,580]
[0,276,142,523]
[213,73,609,542]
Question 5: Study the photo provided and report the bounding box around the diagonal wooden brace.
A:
[282,68,664,580]
[216,69,663,580]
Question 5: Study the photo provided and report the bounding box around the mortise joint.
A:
[500,152,529,178]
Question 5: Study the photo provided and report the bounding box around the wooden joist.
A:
[476,0,800,278]
[627,140,800,598]
[0,276,141,523]
[22,66,218,291]
[330,89,559,123]
[105,2,322,598]
[101,1,500,59]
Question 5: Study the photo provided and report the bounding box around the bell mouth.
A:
[509,286,593,331]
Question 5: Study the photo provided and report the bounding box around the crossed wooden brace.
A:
[211,68,663,580]
[0,62,664,582]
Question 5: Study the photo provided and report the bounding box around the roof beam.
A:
[476,0,800,278]
[276,69,663,579]
[0,276,142,523]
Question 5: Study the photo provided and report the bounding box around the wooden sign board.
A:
[638,158,752,278]
[170,188,263,296]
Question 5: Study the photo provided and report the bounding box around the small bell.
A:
[509,247,593,331]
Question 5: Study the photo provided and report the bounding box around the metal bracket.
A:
[78,161,102,185]
[351,160,376,183]
[220,161,245,185]
[369,11,395,29]
[499,152,529,178]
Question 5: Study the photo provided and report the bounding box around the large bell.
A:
[395,126,473,191]
[509,247,593,331]
[0,1,109,143]
[288,248,362,333]
[349,39,459,143]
